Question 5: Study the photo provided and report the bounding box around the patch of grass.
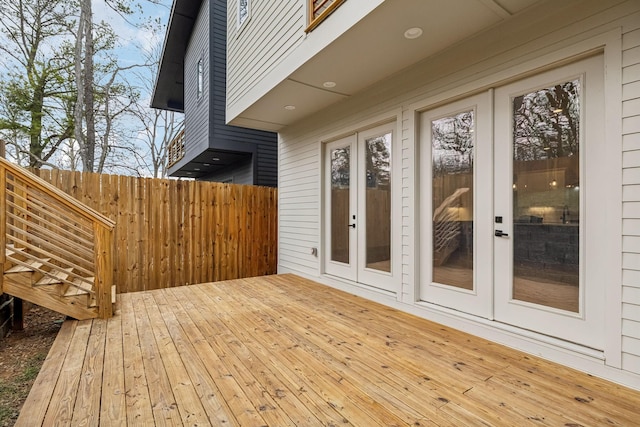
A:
[0,381,17,395]
[0,379,20,427]
[0,352,47,426]
[0,405,18,427]
[20,353,46,382]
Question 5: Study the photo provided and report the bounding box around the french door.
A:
[420,55,605,349]
[324,123,397,292]
[419,93,493,317]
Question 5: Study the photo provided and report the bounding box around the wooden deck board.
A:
[16,274,640,426]
[70,318,106,426]
[100,300,126,426]
[14,320,77,427]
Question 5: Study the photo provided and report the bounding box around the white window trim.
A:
[238,0,250,30]
[196,55,204,100]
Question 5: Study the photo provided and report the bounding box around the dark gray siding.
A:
[201,157,254,185]
[209,0,278,187]
[165,0,277,185]
[182,0,211,168]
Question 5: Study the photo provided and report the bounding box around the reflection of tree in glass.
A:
[432,111,474,175]
[331,147,350,188]
[513,79,580,161]
[366,134,391,188]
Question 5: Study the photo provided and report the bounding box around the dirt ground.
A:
[0,304,64,426]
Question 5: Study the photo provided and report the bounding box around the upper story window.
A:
[197,56,204,99]
[307,0,346,32]
[238,0,250,27]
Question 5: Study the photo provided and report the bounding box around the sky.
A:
[89,0,181,175]
[93,0,173,100]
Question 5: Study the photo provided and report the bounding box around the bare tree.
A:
[0,0,75,167]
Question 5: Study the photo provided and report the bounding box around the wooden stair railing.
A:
[0,157,116,319]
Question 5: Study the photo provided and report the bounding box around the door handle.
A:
[348,223,356,229]
[494,229,509,237]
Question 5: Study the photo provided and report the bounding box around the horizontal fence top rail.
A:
[0,158,115,230]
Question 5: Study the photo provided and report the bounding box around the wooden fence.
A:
[30,169,278,294]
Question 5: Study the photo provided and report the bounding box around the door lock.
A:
[494,229,509,237]
[348,223,356,229]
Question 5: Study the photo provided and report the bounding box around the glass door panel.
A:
[330,145,351,264]
[432,111,474,290]
[511,80,580,312]
[364,132,392,273]
[324,136,357,281]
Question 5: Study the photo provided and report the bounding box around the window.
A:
[197,56,203,99]
[307,0,346,32]
[238,0,249,27]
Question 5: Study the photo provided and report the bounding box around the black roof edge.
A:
[150,0,204,111]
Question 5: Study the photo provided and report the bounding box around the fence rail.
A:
[31,169,278,294]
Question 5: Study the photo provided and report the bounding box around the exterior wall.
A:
[622,20,640,374]
[226,0,305,111]
[183,0,211,166]
[202,157,254,184]
[210,0,278,186]
[169,0,278,185]
[225,0,383,121]
[276,0,640,388]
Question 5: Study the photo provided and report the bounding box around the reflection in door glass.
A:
[432,111,474,290]
[365,133,391,272]
[331,147,350,264]
[512,79,580,312]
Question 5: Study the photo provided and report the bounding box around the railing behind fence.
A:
[167,130,185,168]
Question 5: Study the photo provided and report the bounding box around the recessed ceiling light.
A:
[194,168,200,171]
[404,27,423,39]
[284,105,296,110]
[212,157,220,161]
[203,163,211,166]
[323,81,336,88]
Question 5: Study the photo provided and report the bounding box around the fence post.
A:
[0,164,5,273]
[94,223,113,318]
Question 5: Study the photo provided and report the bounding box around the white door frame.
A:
[493,54,606,350]
[324,135,358,281]
[322,122,401,294]
[419,92,494,318]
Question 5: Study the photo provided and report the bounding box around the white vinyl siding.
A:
[278,137,320,273]
[227,0,305,109]
[226,0,384,124]
[277,1,640,386]
[622,18,640,373]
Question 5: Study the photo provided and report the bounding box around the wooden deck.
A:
[16,274,640,426]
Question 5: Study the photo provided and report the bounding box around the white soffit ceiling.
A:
[239,0,542,130]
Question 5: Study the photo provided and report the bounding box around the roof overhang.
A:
[227,0,544,131]
[168,148,253,179]
[151,0,204,112]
